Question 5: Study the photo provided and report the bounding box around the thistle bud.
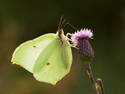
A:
[71,29,94,63]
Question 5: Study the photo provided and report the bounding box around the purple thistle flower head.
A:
[71,28,94,63]
[71,28,93,46]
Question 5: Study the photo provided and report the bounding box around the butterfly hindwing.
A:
[33,38,72,85]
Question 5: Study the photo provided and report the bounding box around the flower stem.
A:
[96,78,105,94]
[86,63,100,94]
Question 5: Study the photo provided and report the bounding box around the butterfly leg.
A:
[66,33,78,49]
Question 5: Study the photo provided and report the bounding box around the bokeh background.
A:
[0,0,125,94]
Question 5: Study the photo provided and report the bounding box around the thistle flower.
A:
[71,29,94,62]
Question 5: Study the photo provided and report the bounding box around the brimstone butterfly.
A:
[11,17,72,85]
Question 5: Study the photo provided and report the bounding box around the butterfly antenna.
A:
[58,16,63,30]
[63,22,78,31]
[61,18,66,29]
[58,16,66,30]
[57,16,66,40]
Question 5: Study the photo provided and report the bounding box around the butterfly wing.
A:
[11,33,57,73]
[33,38,72,85]
[11,33,72,85]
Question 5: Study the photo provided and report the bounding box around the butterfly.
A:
[11,16,72,85]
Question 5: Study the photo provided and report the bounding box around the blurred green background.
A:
[0,0,125,94]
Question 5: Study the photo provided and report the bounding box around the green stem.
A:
[86,63,100,94]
